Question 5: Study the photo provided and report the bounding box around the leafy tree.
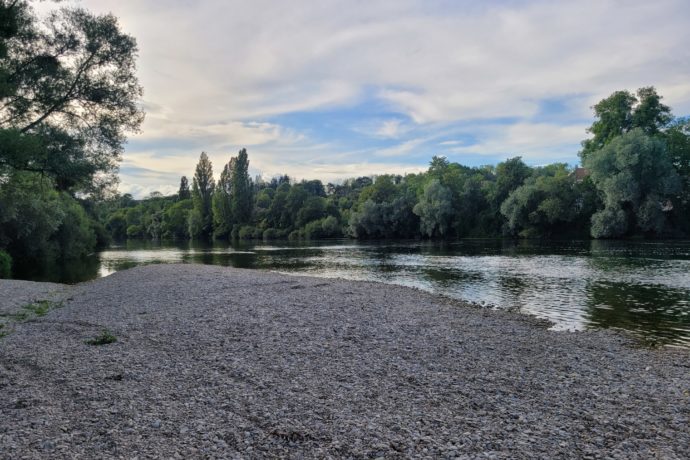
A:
[584,129,680,237]
[212,159,234,238]
[358,175,397,204]
[106,210,127,240]
[580,87,671,160]
[296,196,327,228]
[413,179,453,237]
[178,176,191,200]
[190,152,214,238]
[0,1,143,194]
[231,148,252,225]
[266,183,291,229]
[162,199,192,239]
[0,172,95,264]
[301,179,326,197]
[501,165,581,238]
[492,157,531,207]
[664,118,690,233]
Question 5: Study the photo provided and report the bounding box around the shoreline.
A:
[1,264,688,458]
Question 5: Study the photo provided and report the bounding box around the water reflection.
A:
[14,238,690,348]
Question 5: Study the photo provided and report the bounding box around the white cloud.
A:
[49,0,690,196]
[448,123,587,161]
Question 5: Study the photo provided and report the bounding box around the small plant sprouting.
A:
[86,330,117,346]
[23,300,54,317]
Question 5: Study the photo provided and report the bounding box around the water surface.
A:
[20,239,690,348]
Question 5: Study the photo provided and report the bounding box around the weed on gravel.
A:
[0,300,63,340]
[85,330,117,346]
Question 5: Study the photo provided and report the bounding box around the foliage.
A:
[85,329,117,345]
[163,199,192,239]
[584,129,680,238]
[0,172,97,263]
[580,87,671,160]
[95,87,690,244]
[413,179,454,237]
[501,165,582,237]
[0,1,144,195]
[0,249,10,278]
[0,0,142,272]
[190,152,214,238]
[177,176,191,200]
[231,148,253,225]
[212,159,233,238]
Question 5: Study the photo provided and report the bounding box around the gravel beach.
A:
[0,264,688,459]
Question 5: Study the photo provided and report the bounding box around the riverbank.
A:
[0,264,688,458]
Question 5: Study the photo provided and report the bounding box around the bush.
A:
[238,225,261,239]
[321,216,342,237]
[126,224,143,238]
[0,173,98,263]
[263,228,278,240]
[0,250,11,279]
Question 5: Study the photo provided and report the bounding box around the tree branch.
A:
[19,50,98,134]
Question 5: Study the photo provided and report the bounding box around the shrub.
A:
[86,329,117,346]
[263,228,278,240]
[238,225,261,239]
[126,224,143,238]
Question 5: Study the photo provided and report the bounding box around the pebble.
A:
[0,264,687,459]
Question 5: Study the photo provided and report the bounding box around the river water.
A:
[22,239,690,348]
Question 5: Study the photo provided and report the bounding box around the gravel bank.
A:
[0,264,688,459]
[0,279,70,316]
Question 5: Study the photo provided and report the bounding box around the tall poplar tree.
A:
[177,176,191,201]
[190,152,214,238]
[212,158,235,238]
[231,148,253,225]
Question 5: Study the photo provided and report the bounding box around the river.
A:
[17,239,690,348]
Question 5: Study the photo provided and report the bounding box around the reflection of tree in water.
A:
[14,254,101,284]
[497,275,527,311]
[585,281,690,347]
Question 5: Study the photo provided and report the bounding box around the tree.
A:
[162,199,192,239]
[212,159,234,238]
[413,179,453,237]
[231,148,252,225]
[665,118,690,234]
[501,165,581,238]
[190,152,214,238]
[178,176,191,200]
[580,87,671,160]
[0,1,144,194]
[584,129,680,237]
[0,1,142,268]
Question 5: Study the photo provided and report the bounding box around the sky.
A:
[56,0,690,197]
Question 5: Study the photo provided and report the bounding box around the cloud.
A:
[50,0,690,196]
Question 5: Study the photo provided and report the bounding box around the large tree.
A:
[212,158,234,238]
[177,176,191,201]
[0,1,143,271]
[190,152,215,238]
[0,1,143,194]
[580,87,671,160]
[231,148,252,225]
[584,129,680,238]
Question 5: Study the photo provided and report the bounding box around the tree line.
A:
[101,87,690,243]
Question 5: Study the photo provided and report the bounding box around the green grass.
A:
[22,300,55,317]
[0,300,64,340]
[86,330,117,346]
